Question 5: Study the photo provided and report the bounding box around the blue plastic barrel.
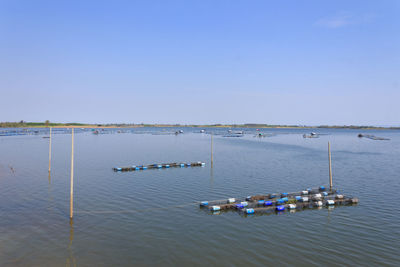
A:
[276,205,285,211]
[281,197,289,202]
[245,208,255,214]
[235,204,244,209]
[200,201,209,206]
[319,186,326,191]
[264,201,272,206]
[241,202,249,207]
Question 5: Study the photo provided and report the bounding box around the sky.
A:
[0,0,399,126]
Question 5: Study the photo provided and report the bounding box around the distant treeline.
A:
[0,121,85,128]
[1,121,399,130]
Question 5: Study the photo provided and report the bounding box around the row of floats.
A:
[113,161,205,172]
[200,186,358,215]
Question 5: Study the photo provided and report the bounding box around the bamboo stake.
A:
[48,127,52,173]
[211,133,213,167]
[328,141,333,191]
[70,128,74,219]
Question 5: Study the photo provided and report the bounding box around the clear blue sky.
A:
[1,0,399,125]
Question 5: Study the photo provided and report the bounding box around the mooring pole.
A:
[70,128,74,219]
[328,141,333,191]
[48,127,52,173]
[211,133,213,167]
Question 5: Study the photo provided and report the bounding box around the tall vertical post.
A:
[70,128,74,219]
[48,127,52,173]
[328,141,333,191]
[211,133,213,167]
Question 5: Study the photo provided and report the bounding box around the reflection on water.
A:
[66,218,76,267]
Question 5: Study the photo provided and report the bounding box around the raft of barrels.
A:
[113,161,205,172]
[200,186,358,215]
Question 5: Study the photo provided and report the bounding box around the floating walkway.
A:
[113,161,205,172]
[199,186,358,215]
[358,134,390,140]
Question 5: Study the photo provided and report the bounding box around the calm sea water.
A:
[0,127,399,266]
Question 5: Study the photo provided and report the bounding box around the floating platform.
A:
[358,134,390,140]
[200,186,358,215]
[113,161,205,172]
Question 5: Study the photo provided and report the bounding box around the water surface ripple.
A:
[0,128,399,266]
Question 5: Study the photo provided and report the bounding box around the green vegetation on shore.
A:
[1,121,399,130]
[0,121,85,128]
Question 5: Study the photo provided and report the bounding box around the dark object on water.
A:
[254,133,275,138]
[223,134,244,137]
[303,132,319,138]
[113,161,205,172]
[358,134,390,140]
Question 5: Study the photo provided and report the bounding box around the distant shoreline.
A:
[1,122,399,130]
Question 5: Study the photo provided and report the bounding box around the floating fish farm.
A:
[357,134,390,140]
[113,161,205,172]
[200,186,358,215]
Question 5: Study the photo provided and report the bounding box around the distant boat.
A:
[200,129,205,133]
[303,132,319,138]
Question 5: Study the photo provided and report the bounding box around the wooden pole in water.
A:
[211,133,213,167]
[48,127,52,173]
[328,141,333,191]
[70,128,74,219]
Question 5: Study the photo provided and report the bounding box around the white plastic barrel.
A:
[211,206,220,211]
[326,200,335,205]
[227,198,235,204]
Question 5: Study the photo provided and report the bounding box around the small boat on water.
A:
[303,132,319,138]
